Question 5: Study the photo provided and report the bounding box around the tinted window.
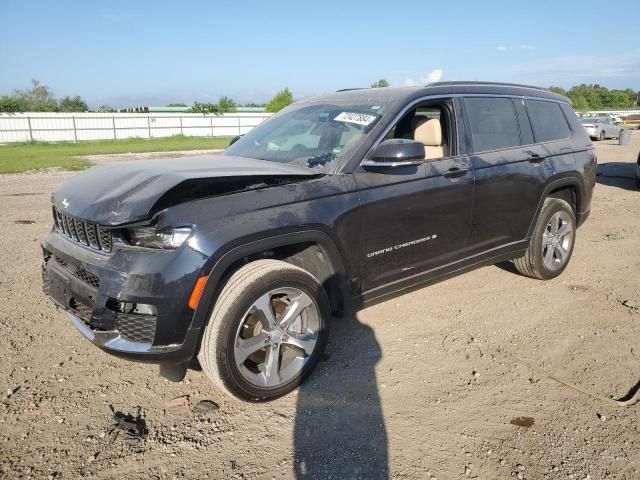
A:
[526,100,571,142]
[465,97,521,152]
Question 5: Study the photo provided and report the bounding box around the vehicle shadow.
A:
[596,162,638,191]
[294,314,388,479]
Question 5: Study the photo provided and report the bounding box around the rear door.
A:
[462,96,545,254]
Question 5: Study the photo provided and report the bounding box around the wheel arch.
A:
[190,230,350,337]
[527,176,584,238]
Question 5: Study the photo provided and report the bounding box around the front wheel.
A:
[598,130,605,141]
[513,198,576,280]
[198,260,330,402]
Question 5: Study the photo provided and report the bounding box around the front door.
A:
[352,99,475,296]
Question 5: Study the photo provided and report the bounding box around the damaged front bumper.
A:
[42,229,209,376]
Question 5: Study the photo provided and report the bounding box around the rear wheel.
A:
[198,260,330,402]
[513,198,576,280]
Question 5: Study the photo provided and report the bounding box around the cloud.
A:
[520,44,535,50]
[496,46,508,52]
[402,69,444,86]
[422,69,444,83]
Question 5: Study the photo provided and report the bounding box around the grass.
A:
[0,135,233,174]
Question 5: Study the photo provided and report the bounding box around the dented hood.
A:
[52,154,319,225]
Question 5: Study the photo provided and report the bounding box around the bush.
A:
[370,79,390,88]
[0,96,26,113]
[59,95,88,112]
[217,96,236,113]
[188,102,222,114]
[265,88,293,113]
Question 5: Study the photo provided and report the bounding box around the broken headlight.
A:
[126,226,192,249]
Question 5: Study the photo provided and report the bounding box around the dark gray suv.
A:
[42,82,596,401]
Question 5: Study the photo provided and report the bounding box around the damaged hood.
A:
[52,154,321,225]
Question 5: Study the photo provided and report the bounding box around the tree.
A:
[571,95,589,111]
[0,96,27,113]
[549,86,567,96]
[370,79,390,88]
[58,95,88,112]
[265,88,293,113]
[217,96,237,113]
[13,79,58,111]
[188,102,222,114]
[98,105,117,113]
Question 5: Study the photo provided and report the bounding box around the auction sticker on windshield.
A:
[334,112,378,126]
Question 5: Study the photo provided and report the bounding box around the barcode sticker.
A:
[334,112,378,126]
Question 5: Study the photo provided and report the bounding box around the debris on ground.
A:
[106,405,148,446]
[13,219,35,224]
[192,400,219,414]
[6,386,19,398]
[164,395,190,410]
[510,417,535,428]
[622,299,639,310]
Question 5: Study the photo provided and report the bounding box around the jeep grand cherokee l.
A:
[42,82,596,401]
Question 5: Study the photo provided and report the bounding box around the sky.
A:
[1,0,639,108]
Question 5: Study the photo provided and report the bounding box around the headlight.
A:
[126,226,192,249]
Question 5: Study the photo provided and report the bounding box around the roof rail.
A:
[335,87,368,92]
[427,81,550,92]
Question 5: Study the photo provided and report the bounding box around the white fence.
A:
[0,112,272,143]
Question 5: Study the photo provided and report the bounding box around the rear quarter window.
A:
[525,100,571,142]
[464,97,521,152]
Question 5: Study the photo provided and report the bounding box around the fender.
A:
[526,174,585,238]
[188,229,350,336]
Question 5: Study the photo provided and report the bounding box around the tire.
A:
[198,259,330,402]
[598,130,605,141]
[513,198,576,280]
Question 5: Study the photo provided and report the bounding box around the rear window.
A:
[526,100,571,142]
[464,97,521,152]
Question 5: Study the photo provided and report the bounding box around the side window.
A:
[382,101,454,158]
[464,97,521,152]
[525,100,571,142]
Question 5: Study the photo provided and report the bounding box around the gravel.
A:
[0,134,639,479]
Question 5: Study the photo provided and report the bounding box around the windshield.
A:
[580,118,599,123]
[224,102,384,171]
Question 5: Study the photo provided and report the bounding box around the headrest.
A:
[413,118,442,146]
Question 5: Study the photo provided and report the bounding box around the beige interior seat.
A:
[413,118,447,159]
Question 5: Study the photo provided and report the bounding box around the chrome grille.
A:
[52,206,113,253]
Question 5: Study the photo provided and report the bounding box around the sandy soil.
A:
[0,134,639,480]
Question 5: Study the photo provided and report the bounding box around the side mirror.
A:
[361,139,425,169]
[229,134,243,146]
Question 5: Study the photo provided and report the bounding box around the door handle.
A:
[528,153,547,163]
[443,167,469,178]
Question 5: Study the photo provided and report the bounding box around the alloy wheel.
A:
[233,288,320,388]
[541,211,573,271]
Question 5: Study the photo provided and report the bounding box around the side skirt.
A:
[355,241,528,308]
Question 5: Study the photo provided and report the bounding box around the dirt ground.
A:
[1,133,639,480]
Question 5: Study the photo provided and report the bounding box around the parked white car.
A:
[580,118,623,141]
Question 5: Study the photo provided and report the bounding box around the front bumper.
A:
[42,229,209,365]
